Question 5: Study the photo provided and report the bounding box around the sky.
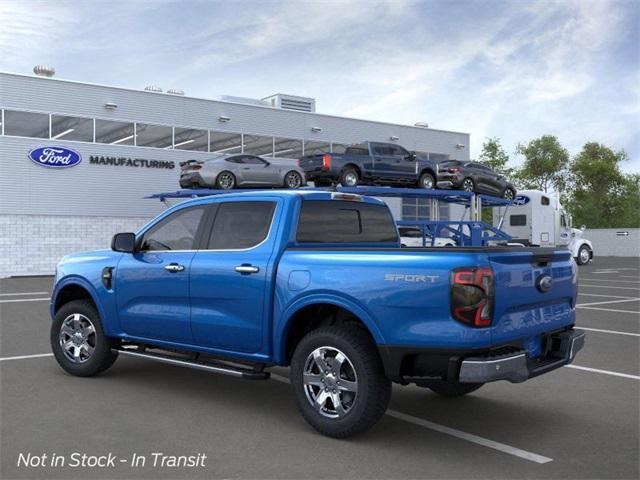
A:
[1,0,638,172]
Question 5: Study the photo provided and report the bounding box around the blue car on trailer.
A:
[50,189,585,438]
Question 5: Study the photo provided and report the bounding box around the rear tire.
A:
[422,380,483,397]
[461,178,475,192]
[51,300,118,377]
[216,171,236,190]
[340,168,360,187]
[284,171,303,189]
[418,172,435,190]
[290,325,391,438]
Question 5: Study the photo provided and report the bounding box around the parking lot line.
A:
[0,353,53,362]
[579,284,640,291]
[579,327,640,337]
[268,373,553,464]
[578,293,638,299]
[577,298,640,307]
[0,297,50,304]
[576,306,640,314]
[385,410,553,464]
[580,278,640,284]
[566,365,640,380]
[0,291,49,296]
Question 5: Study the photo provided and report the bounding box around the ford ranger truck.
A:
[50,190,585,438]
[298,141,439,189]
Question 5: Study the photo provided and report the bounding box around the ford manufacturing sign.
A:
[28,146,82,168]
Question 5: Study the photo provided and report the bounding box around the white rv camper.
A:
[493,190,594,265]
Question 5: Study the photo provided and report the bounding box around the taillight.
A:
[192,165,202,170]
[451,267,494,327]
[297,159,301,167]
[322,154,332,171]
[448,167,459,173]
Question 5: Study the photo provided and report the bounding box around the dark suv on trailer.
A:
[436,160,516,199]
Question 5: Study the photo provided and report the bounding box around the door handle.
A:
[164,263,185,273]
[235,264,260,274]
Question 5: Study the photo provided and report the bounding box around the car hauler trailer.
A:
[149,186,514,248]
[492,190,594,265]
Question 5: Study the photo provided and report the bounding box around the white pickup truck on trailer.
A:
[493,190,594,265]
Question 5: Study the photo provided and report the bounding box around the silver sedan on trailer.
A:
[179,154,306,190]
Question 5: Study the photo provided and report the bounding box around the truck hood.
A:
[58,249,120,268]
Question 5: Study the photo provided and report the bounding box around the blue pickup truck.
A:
[50,190,584,438]
[299,141,439,189]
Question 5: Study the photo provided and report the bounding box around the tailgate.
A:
[298,154,326,172]
[489,248,577,349]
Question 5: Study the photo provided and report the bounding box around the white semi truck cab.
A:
[493,190,594,265]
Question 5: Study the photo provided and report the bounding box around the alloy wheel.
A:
[504,189,515,200]
[303,346,358,419]
[579,247,590,264]
[421,175,434,189]
[59,313,96,364]
[462,179,474,192]
[218,172,235,189]
[343,172,358,187]
[286,172,302,189]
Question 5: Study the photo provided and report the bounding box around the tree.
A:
[565,142,638,228]
[515,135,569,193]
[479,137,513,176]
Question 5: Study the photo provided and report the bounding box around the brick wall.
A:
[0,214,151,277]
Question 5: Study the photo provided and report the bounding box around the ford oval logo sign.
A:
[536,274,553,293]
[28,146,82,168]
[513,195,530,206]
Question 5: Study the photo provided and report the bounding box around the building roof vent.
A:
[262,94,316,113]
[167,89,185,96]
[144,85,163,93]
[33,65,55,77]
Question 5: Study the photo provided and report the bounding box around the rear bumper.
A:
[379,328,585,384]
[179,172,207,188]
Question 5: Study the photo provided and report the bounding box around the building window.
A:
[243,134,274,156]
[331,143,348,154]
[173,127,208,151]
[402,198,430,221]
[3,110,49,138]
[51,114,93,142]
[303,140,331,156]
[135,123,173,148]
[95,119,135,145]
[210,131,243,154]
[273,137,303,159]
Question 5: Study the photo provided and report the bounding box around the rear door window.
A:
[297,200,399,243]
[207,201,276,249]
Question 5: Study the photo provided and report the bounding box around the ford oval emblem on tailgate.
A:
[536,274,553,293]
[28,146,82,168]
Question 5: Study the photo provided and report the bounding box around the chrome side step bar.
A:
[112,347,270,380]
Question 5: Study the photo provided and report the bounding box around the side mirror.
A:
[581,225,586,231]
[111,232,136,253]
[407,151,417,161]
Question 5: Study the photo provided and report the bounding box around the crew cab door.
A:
[115,205,208,343]
[189,199,280,353]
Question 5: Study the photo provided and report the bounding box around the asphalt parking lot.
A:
[1,256,638,479]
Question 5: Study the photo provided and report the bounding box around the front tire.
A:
[422,380,483,397]
[51,300,118,377]
[503,188,516,201]
[576,245,591,265]
[290,326,391,438]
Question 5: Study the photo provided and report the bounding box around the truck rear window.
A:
[296,200,399,244]
[344,147,369,156]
